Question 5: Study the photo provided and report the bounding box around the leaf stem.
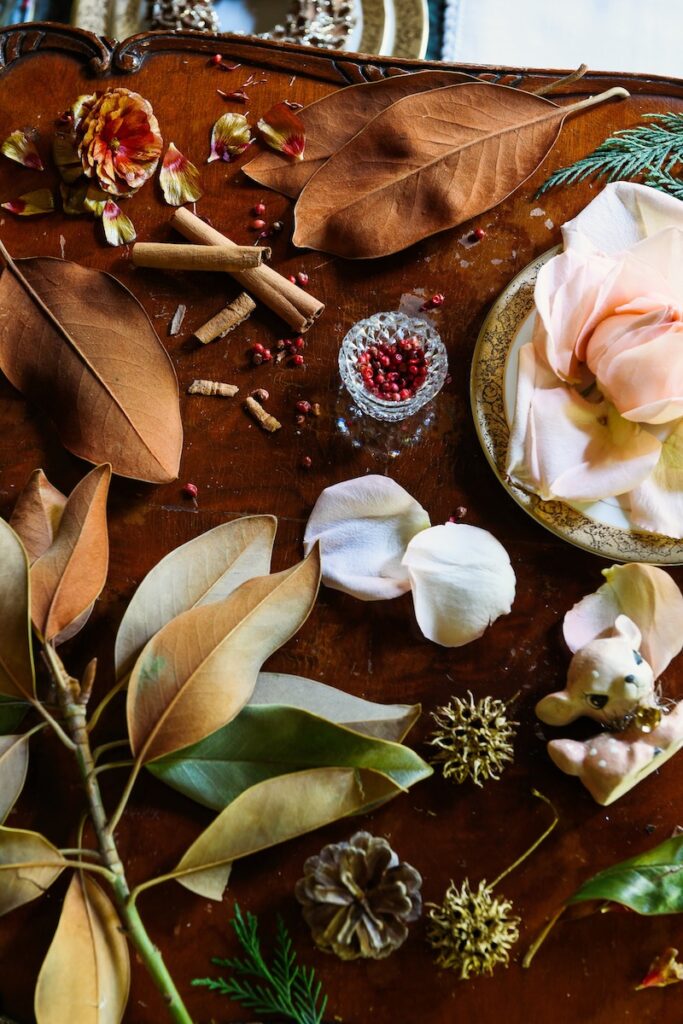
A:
[490,789,559,889]
[522,905,566,968]
[106,759,142,836]
[93,737,130,765]
[93,759,134,777]
[28,696,76,750]
[87,673,129,734]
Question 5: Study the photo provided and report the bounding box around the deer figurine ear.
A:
[613,614,642,650]
[535,690,580,726]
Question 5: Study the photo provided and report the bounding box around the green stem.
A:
[490,789,559,889]
[88,674,129,734]
[93,738,130,765]
[106,759,142,836]
[45,645,193,1024]
[94,759,134,777]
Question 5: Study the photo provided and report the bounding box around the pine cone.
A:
[295,831,422,960]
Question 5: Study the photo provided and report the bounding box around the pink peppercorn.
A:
[182,482,198,499]
[209,54,223,65]
[296,400,312,414]
[251,219,266,231]
[253,202,266,216]
[300,455,313,470]
[297,271,309,287]
[292,353,305,367]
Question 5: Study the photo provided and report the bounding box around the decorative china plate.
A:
[470,249,683,564]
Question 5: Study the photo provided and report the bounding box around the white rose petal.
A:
[303,475,430,601]
[402,523,516,647]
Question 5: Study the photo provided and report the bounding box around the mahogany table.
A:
[0,23,681,1024]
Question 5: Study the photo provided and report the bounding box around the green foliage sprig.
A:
[193,904,328,1024]
[537,112,683,196]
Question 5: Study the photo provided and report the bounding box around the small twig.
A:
[531,63,589,96]
[28,696,76,751]
[94,759,135,777]
[87,674,129,734]
[490,790,559,889]
[93,738,131,765]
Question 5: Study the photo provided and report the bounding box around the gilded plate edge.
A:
[470,249,683,565]
[390,0,429,59]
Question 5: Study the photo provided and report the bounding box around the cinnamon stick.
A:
[188,380,239,397]
[244,396,281,432]
[171,207,324,333]
[132,242,268,273]
[194,292,256,344]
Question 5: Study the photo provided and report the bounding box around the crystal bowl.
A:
[338,311,448,422]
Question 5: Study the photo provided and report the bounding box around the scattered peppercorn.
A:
[469,227,486,242]
[272,220,284,233]
[300,456,313,470]
[182,482,198,499]
[292,353,305,367]
[311,402,321,417]
[447,507,467,522]
[250,388,269,402]
[295,414,306,426]
[296,271,309,287]
[357,336,428,401]
[288,274,297,285]
[209,53,223,65]
[253,202,266,216]
[296,400,312,415]
[420,293,445,312]
[250,218,266,231]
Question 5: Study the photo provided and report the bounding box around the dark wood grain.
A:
[0,22,682,1024]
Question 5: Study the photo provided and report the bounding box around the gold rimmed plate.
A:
[470,249,683,564]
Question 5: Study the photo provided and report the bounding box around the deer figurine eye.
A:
[588,694,609,709]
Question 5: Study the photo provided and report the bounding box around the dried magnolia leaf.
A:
[257,102,306,161]
[0,251,183,482]
[208,113,252,163]
[173,766,403,900]
[10,469,67,565]
[127,547,320,763]
[35,873,130,1024]
[293,83,629,259]
[0,519,35,700]
[160,143,202,205]
[245,70,471,198]
[0,735,30,824]
[1,190,54,216]
[0,826,64,916]
[1,129,43,170]
[102,200,136,247]
[30,464,111,644]
[115,516,277,679]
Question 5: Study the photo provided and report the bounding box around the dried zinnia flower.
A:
[257,102,305,160]
[77,88,162,196]
[208,113,252,163]
[429,692,517,786]
[1,189,54,216]
[427,879,520,979]
[295,830,422,960]
[1,129,44,170]
[102,200,136,246]
[159,143,202,205]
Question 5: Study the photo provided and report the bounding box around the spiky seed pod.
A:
[426,878,520,979]
[429,691,517,786]
[295,830,422,961]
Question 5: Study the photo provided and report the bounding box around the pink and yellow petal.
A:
[159,142,202,205]
[208,113,252,163]
[1,189,54,216]
[257,102,305,160]
[1,129,44,170]
[102,199,136,246]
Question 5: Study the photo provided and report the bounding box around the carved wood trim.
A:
[1,20,683,100]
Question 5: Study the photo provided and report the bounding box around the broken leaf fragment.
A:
[1,189,54,216]
[52,127,82,184]
[636,947,683,990]
[102,200,136,247]
[160,142,202,205]
[1,129,44,170]
[257,102,305,160]
[59,181,89,216]
[208,113,252,163]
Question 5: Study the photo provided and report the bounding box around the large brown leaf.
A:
[0,826,64,916]
[292,83,628,259]
[31,464,111,644]
[9,469,66,565]
[0,519,35,699]
[0,253,182,482]
[127,547,321,764]
[0,735,30,824]
[244,70,470,198]
[35,873,130,1024]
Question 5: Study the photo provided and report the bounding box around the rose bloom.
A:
[76,88,162,196]
[507,182,683,539]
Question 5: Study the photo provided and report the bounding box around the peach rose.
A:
[507,183,683,539]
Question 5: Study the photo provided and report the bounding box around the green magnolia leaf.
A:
[569,836,683,914]
[0,697,29,735]
[148,704,431,809]
[252,672,420,742]
[173,766,405,900]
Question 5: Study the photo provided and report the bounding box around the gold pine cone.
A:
[295,830,422,961]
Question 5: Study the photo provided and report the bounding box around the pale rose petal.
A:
[303,475,430,600]
[561,182,683,255]
[506,344,661,501]
[159,142,202,206]
[563,563,683,676]
[628,420,683,539]
[402,524,515,647]
[102,200,136,247]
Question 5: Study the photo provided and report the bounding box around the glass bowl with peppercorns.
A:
[339,311,448,422]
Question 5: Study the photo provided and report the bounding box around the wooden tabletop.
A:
[0,23,682,1024]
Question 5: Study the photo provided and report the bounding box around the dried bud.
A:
[250,388,269,402]
[295,830,422,960]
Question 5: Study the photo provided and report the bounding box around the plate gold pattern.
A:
[391,0,428,58]
[470,250,683,565]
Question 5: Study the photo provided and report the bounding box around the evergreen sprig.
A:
[537,112,683,196]
[192,903,327,1024]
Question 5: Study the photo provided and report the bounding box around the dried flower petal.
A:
[429,692,517,786]
[159,142,202,206]
[257,102,305,161]
[83,184,110,217]
[208,113,252,163]
[77,88,162,196]
[1,129,44,170]
[1,189,54,216]
[217,89,249,103]
[60,180,89,216]
[102,200,136,247]
[636,947,683,990]
[427,879,520,979]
